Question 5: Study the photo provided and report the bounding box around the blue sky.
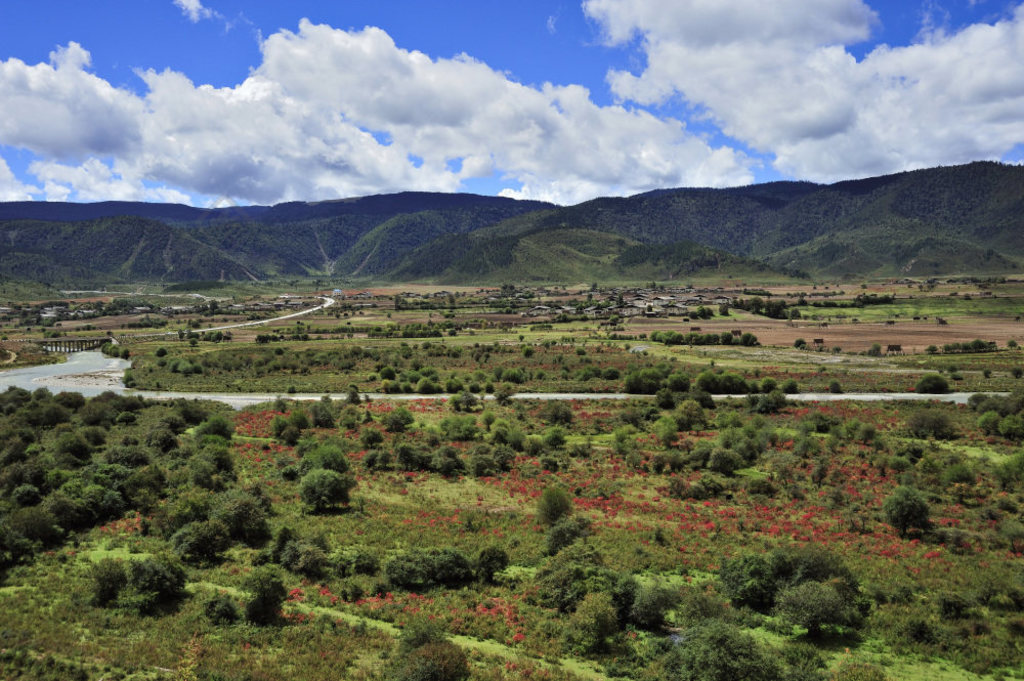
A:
[0,0,1022,205]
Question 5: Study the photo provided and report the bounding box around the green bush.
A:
[775,580,861,637]
[195,414,235,439]
[915,374,950,394]
[475,546,509,583]
[565,592,618,653]
[204,591,240,624]
[120,554,187,614]
[90,558,127,607]
[675,620,782,681]
[244,565,286,625]
[545,516,592,555]
[395,641,469,681]
[884,486,931,537]
[537,485,572,526]
[299,469,355,512]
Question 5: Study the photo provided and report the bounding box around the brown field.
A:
[623,315,1024,353]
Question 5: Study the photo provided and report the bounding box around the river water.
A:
[0,351,1001,408]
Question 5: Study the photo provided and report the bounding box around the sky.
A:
[0,0,1022,206]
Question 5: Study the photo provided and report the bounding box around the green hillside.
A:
[0,162,1021,284]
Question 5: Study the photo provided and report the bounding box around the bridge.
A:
[7,337,111,353]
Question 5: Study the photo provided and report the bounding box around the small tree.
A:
[244,565,286,625]
[915,374,950,394]
[90,557,127,606]
[475,546,509,583]
[775,580,860,637]
[195,414,234,440]
[537,485,572,526]
[884,486,931,537]
[564,592,619,653]
[300,469,355,512]
[675,621,781,681]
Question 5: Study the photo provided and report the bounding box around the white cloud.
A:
[0,20,752,204]
[0,42,143,160]
[585,0,1024,181]
[30,157,191,203]
[0,157,38,201]
[174,0,214,23]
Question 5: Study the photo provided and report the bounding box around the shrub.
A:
[915,374,950,394]
[299,469,355,512]
[707,448,745,476]
[171,519,231,564]
[395,641,469,681]
[565,592,618,653]
[195,414,235,439]
[906,410,956,440]
[537,485,572,526]
[999,414,1024,440]
[244,566,286,625]
[90,558,127,607]
[120,554,187,614]
[204,591,240,624]
[475,546,509,583]
[545,516,592,555]
[383,407,415,433]
[884,486,931,537]
[775,580,861,637]
[629,582,679,630]
[675,620,782,681]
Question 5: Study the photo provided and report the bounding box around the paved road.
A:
[0,352,1004,408]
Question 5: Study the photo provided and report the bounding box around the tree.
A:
[244,565,286,625]
[383,406,415,433]
[915,374,950,394]
[195,414,234,440]
[675,620,782,681]
[475,546,509,583]
[564,592,618,653]
[906,410,956,440]
[120,554,187,614]
[884,486,931,537]
[90,557,127,606]
[775,580,861,637]
[395,641,470,681]
[299,469,355,512]
[545,516,592,555]
[537,485,572,526]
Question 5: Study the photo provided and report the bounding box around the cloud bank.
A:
[584,0,1024,182]
[1,5,1023,205]
[0,21,749,205]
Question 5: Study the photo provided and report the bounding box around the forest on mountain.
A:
[0,162,1020,285]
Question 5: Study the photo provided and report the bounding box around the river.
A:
[0,351,1004,409]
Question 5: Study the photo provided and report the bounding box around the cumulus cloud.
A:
[0,157,37,201]
[0,20,752,204]
[30,157,191,203]
[174,0,214,23]
[0,42,143,160]
[585,0,1024,181]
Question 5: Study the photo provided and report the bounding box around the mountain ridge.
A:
[1,162,1021,284]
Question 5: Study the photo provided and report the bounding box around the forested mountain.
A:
[0,162,1021,284]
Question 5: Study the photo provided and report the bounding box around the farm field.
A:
[1,276,1024,681]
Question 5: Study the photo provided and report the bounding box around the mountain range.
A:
[0,161,1020,285]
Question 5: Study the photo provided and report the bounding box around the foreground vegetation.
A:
[2,274,1024,681]
[2,370,1024,680]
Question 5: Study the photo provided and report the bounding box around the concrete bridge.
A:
[6,337,112,353]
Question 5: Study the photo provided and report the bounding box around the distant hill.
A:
[0,162,1021,284]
